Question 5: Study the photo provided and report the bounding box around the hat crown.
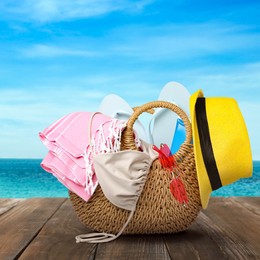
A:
[190,90,253,208]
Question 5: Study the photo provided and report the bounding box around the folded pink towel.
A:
[39,112,127,202]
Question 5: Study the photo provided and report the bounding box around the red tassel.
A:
[153,144,175,170]
[170,177,189,204]
[160,143,171,157]
[153,144,188,205]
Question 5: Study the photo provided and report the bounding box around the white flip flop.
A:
[149,82,191,150]
[98,94,149,142]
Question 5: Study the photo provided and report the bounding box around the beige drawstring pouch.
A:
[75,113,158,243]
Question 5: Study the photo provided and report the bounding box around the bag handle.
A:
[121,101,192,156]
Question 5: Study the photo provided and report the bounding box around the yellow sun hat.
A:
[190,90,253,208]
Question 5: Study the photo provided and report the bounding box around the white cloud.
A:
[17,22,260,61]
[0,87,105,125]
[107,23,260,60]
[0,0,154,22]
[20,44,97,58]
[179,62,260,100]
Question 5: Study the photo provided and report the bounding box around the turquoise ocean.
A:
[0,159,259,198]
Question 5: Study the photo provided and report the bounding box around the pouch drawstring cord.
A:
[75,210,134,243]
[77,112,134,243]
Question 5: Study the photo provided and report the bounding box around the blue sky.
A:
[0,0,260,159]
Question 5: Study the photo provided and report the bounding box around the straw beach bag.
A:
[70,101,201,234]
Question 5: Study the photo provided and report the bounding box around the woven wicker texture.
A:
[70,101,201,234]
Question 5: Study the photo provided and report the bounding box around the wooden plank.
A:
[198,212,256,259]
[164,218,231,260]
[21,199,170,260]
[95,234,171,260]
[164,197,260,260]
[0,198,65,260]
[202,197,260,259]
[231,197,260,215]
[2,197,257,260]
[0,199,25,216]
[19,199,97,260]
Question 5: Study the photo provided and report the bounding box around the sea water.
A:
[0,159,67,198]
[0,159,259,198]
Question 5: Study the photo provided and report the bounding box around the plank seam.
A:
[0,199,26,216]
[229,197,260,216]
[198,211,256,259]
[162,234,175,260]
[14,198,67,260]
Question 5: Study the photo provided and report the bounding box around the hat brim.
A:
[190,90,212,208]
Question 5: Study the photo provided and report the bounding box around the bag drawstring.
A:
[76,112,135,243]
[75,209,134,243]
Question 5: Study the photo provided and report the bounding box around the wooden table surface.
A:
[0,197,259,260]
